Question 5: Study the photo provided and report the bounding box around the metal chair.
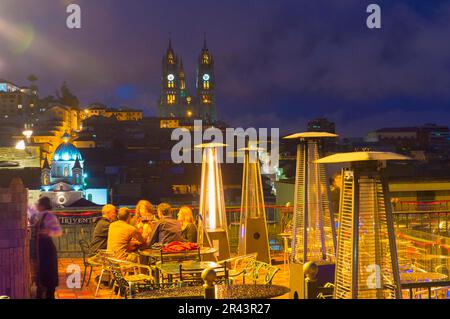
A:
[218,253,257,284]
[248,261,280,285]
[178,262,228,286]
[106,258,154,298]
[78,239,102,289]
[94,250,116,297]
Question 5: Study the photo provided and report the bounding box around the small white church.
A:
[40,132,86,207]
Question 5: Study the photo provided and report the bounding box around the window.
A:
[417,191,435,202]
[167,94,176,104]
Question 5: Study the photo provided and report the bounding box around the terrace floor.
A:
[55,255,291,299]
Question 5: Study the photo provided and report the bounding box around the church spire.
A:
[203,32,208,50]
[42,156,50,169]
[73,157,82,169]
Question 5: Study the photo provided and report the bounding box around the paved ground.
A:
[55,255,291,299]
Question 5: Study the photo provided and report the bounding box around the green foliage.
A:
[56,81,80,107]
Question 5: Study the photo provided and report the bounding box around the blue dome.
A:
[52,142,83,162]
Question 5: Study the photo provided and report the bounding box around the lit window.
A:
[167,94,176,104]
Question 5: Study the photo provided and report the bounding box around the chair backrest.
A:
[178,264,204,285]
[105,258,130,297]
[250,261,280,285]
[79,239,90,264]
[178,263,229,286]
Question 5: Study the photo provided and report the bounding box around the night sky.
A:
[1,0,450,136]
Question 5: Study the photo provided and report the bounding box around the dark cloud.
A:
[1,0,450,135]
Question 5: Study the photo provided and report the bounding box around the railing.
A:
[50,204,293,257]
[402,281,450,299]
[393,200,450,213]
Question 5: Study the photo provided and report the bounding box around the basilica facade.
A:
[158,38,217,123]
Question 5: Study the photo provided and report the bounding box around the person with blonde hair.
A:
[178,206,197,243]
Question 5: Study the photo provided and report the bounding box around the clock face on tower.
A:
[202,73,210,81]
[167,74,175,81]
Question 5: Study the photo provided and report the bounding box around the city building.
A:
[19,105,82,160]
[158,38,217,123]
[375,124,450,151]
[80,103,143,121]
[0,79,38,118]
[307,118,336,133]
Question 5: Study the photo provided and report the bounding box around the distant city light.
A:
[15,140,26,150]
[22,129,33,139]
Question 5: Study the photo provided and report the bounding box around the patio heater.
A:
[316,151,410,299]
[238,145,271,263]
[284,132,338,299]
[196,143,230,260]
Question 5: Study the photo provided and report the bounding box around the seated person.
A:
[148,203,183,246]
[177,206,197,243]
[131,200,155,239]
[130,200,152,226]
[90,204,117,256]
[107,207,146,261]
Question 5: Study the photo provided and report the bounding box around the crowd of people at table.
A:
[90,201,198,261]
[28,197,198,299]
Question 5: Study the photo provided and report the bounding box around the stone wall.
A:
[0,178,30,299]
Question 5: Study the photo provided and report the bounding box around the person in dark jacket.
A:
[90,204,117,255]
[34,197,62,299]
[148,203,183,246]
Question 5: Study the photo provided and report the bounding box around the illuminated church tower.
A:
[158,39,189,118]
[158,36,217,122]
[196,36,216,123]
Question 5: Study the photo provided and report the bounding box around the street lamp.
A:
[22,124,33,143]
[15,140,26,150]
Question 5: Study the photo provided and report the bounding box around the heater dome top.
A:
[238,146,265,151]
[315,151,412,164]
[283,132,338,139]
[195,142,228,148]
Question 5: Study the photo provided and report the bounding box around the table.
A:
[156,260,221,283]
[138,247,217,261]
[133,284,290,299]
[278,233,292,268]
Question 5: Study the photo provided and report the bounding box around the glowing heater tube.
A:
[197,143,230,260]
[238,146,270,263]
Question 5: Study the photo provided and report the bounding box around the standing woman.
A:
[177,206,197,243]
[35,196,62,299]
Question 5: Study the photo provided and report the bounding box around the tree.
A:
[27,74,38,91]
[39,95,58,108]
[56,81,79,107]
